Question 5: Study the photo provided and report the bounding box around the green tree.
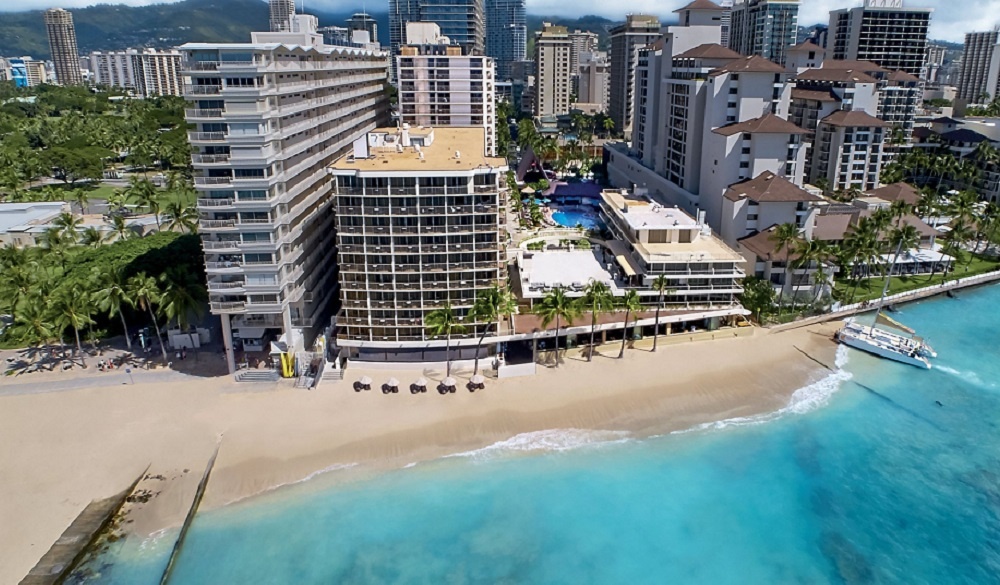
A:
[159,268,206,332]
[740,276,777,323]
[582,280,615,362]
[617,289,642,359]
[92,266,134,351]
[127,272,168,363]
[7,302,55,366]
[105,214,135,242]
[50,288,94,367]
[162,200,199,232]
[425,302,465,377]
[769,223,801,313]
[534,287,580,367]
[650,274,674,352]
[467,283,519,376]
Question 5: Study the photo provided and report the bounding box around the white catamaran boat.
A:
[836,240,936,369]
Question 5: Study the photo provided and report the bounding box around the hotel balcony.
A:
[205,260,243,274]
[199,219,238,231]
[201,239,240,252]
[191,154,231,165]
[210,300,246,313]
[197,197,235,208]
[207,279,246,292]
[188,131,227,143]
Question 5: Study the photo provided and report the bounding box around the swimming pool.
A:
[551,206,605,230]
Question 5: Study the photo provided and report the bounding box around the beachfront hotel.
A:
[181,15,390,373]
[327,126,508,363]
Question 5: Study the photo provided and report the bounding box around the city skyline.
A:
[0,0,994,43]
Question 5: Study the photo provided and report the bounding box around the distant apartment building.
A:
[728,0,799,67]
[327,126,507,362]
[389,0,485,82]
[181,16,390,374]
[533,23,573,117]
[89,49,184,97]
[576,51,610,112]
[484,0,526,80]
[269,0,295,32]
[347,12,379,42]
[719,0,734,48]
[828,0,932,78]
[568,30,599,76]
[4,57,48,87]
[397,26,497,155]
[43,8,83,86]
[609,14,660,135]
[957,30,1000,103]
[925,43,947,84]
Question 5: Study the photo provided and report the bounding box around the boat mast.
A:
[871,238,905,334]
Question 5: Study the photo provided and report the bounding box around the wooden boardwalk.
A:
[20,470,145,585]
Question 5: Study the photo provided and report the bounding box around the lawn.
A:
[834,255,1000,304]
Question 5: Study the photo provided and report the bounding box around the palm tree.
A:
[769,223,801,313]
[602,117,615,137]
[127,272,168,363]
[534,287,580,367]
[467,284,518,376]
[581,280,615,361]
[617,289,642,359]
[650,274,674,352]
[105,214,134,242]
[162,200,199,232]
[159,269,207,333]
[92,266,134,351]
[80,226,103,247]
[8,302,55,367]
[52,212,82,240]
[974,202,1000,253]
[425,302,465,377]
[73,188,90,214]
[50,289,94,367]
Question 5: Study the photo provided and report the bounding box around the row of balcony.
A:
[336,185,500,196]
[337,224,502,235]
[341,278,498,292]
[335,204,499,216]
[338,243,499,254]
[339,261,502,273]
[184,59,386,74]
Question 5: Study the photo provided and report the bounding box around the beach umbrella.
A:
[359,375,373,385]
[470,374,485,385]
[415,377,428,387]
[442,376,457,387]
[386,377,400,388]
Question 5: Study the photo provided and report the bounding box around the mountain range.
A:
[0,0,956,62]
[0,0,624,59]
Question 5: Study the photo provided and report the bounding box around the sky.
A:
[0,0,996,43]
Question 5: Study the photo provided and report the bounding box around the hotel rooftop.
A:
[329,126,506,172]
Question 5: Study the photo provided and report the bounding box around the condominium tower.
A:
[957,30,1000,103]
[484,0,526,79]
[609,14,661,135]
[534,24,573,116]
[389,0,485,81]
[269,0,295,32]
[328,126,507,362]
[728,0,799,67]
[828,0,932,78]
[397,37,497,155]
[181,16,390,373]
[43,8,83,85]
[568,30,599,75]
[89,49,184,97]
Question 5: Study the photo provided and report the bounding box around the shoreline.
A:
[0,322,841,584]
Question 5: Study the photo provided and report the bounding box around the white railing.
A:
[201,240,240,250]
[199,219,237,229]
[208,280,245,290]
[210,301,246,312]
[205,261,242,269]
[185,108,223,118]
[192,154,231,164]
[197,198,234,207]
[188,132,226,141]
[194,177,233,186]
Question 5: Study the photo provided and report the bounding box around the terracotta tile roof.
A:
[675,43,744,60]
[795,68,877,84]
[888,69,920,82]
[812,213,854,242]
[788,40,822,52]
[713,113,810,136]
[710,55,785,76]
[821,59,889,73]
[738,225,799,262]
[864,183,921,205]
[820,110,888,128]
[723,171,822,203]
[791,88,841,103]
[675,0,723,11]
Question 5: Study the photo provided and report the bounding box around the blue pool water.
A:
[80,285,1000,584]
[551,207,604,230]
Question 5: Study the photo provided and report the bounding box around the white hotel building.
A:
[328,126,508,363]
[181,16,390,373]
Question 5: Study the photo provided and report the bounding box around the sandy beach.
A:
[0,323,840,584]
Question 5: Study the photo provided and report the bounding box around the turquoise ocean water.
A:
[77,285,1000,584]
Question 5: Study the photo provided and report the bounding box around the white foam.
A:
[935,365,997,390]
[673,345,853,434]
[292,462,359,485]
[447,428,632,460]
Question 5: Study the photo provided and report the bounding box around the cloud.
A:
[2,0,998,43]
